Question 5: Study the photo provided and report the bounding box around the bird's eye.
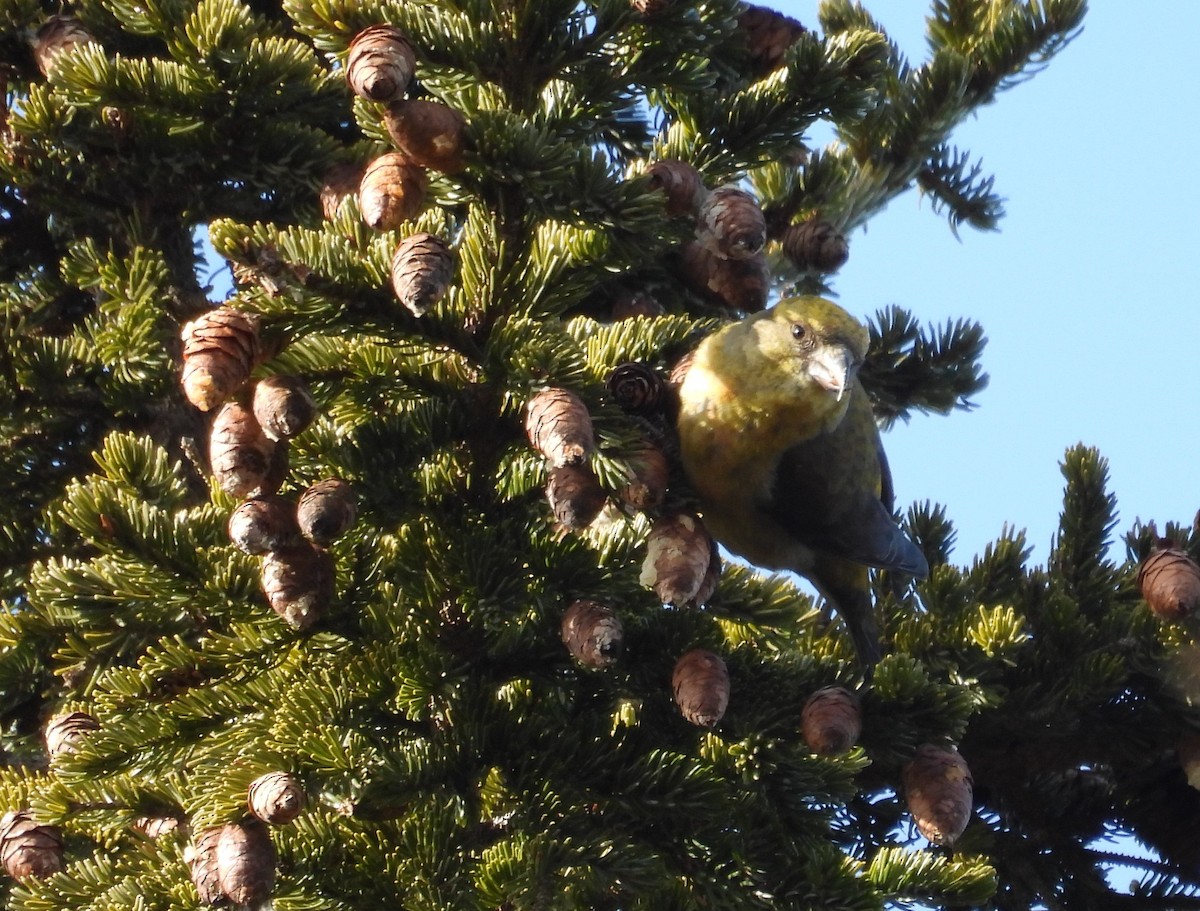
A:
[791,323,806,341]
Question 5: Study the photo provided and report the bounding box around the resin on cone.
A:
[180,307,262,412]
[641,513,715,606]
[524,387,595,467]
[697,187,767,260]
[228,495,301,555]
[252,375,316,442]
[260,544,334,629]
[562,600,624,668]
[903,744,974,847]
[209,399,278,498]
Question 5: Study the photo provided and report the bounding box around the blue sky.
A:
[775,2,1200,566]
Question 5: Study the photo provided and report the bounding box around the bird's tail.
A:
[813,557,883,670]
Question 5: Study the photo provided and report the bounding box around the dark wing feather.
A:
[763,384,928,578]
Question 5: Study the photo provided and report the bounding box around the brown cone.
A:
[261,544,334,629]
[546,464,606,530]
[605,362,667,417]
[391,232,454,317]
[524,387,595,467]
[672,649,729,727]
[697,187,767,260]
[611,291,665,321]
[640,513,714,606]
[561,600,624,668]
[228,495,301,555]
[359,152,428,231]
[252,375,316,442]
[187,826,224,903]
[346,25,416,102]
[677,241,769,312]
[31,15,95,77]
[645,159,705,217]
[131,816,179,840]
[297,478,357,546]
[181,307,262,412]
[801,686,862,755]
[1139,542,1200,622]
[903,744,974,847]
[44,710,100,762]
[319,161,365,221]
[216,820,276,906]
[383,99,467,173]
[781,218,849,273]
[0,811,64,881]
[737,5,806,77]
[617,442,669,511]
[248,772,307,826]
[210,399,278,498]
[691,534,722,606]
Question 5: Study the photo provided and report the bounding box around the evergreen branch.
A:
[918,142,1005,234]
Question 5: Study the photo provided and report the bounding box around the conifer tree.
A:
[5,0,1199,909]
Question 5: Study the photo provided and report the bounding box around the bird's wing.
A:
[764,387,928,578]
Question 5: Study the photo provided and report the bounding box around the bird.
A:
[676,295,928,666]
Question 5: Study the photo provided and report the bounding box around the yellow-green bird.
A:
[677,296,928,666]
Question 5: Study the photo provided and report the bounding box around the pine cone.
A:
[546,464,606,530]
[781,218,849,273]
[181,307,262,412]
[131,816,180,840]
[391,232,454,317]
[383,99,467,173]
[524,387,595,467]
[187,826,224,904]
[345,25,416,102]
[561,600,624,668]
[228,495,301,555]
[1139,541,1200,622]
[610,291,665,321]
[248,772,307,826]
[672,649,729,727]
[210,399,279,498]
[697,187,766,260]
[801,686,862,755]
[691,534,722,607]
[31,15,95,77]
[640,513,715,606]
[44,710,100,762]
[319,161,365,221]
[216,820,276,906]
[737,5,806,77]
[616,442,669,511]
[677,241,769,312]
[645,159,705,217]
[260,544,334,629]
[252,376,316,442]
[297,478,357,546]
[605,362,667,417]
[0,811,63,881]
[359,152,428,231]
[903,744,974,847]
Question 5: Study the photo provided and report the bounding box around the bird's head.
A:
[747,296,870,401]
